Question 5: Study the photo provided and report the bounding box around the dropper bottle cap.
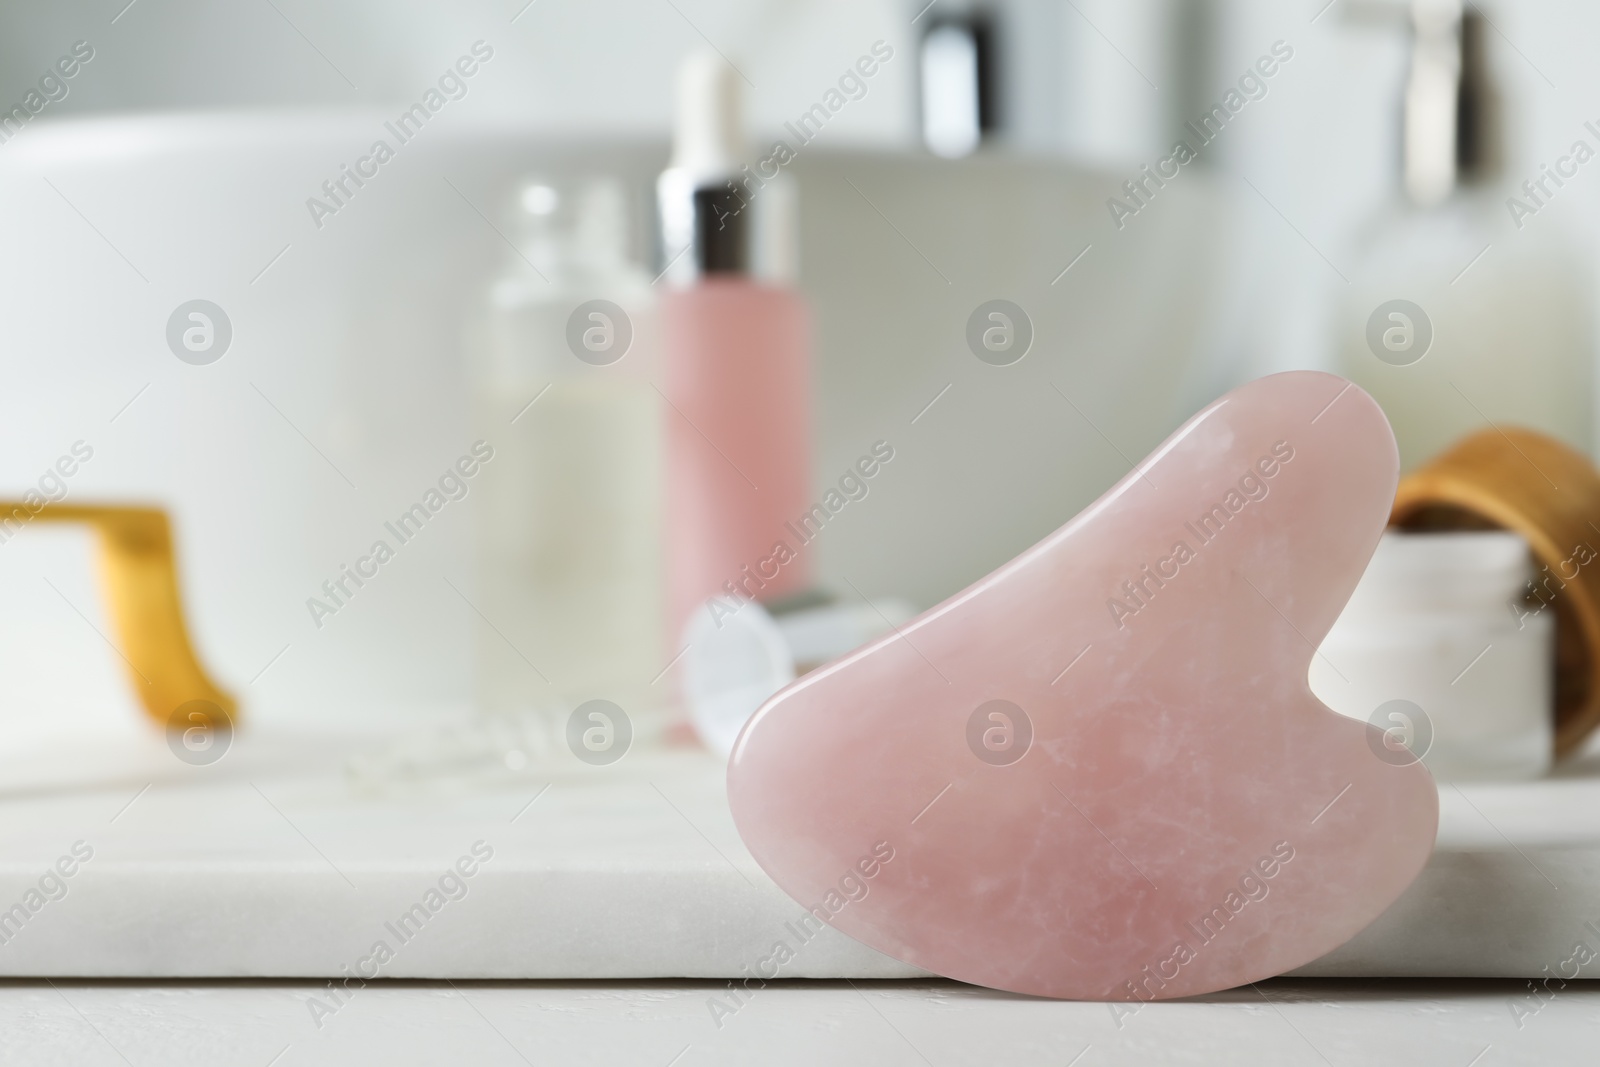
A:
[670,51,745,180]
[658,50,753,285]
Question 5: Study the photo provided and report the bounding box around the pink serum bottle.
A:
[658,53,813,644]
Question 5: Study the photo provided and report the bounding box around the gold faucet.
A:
[3,503,236,729]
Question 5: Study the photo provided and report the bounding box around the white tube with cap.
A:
[684,597,915,757]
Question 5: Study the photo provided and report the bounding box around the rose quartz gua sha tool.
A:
[728,371,1438,1000]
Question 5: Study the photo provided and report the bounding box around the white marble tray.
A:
[1,730,1597,980]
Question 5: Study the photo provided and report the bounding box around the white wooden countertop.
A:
[1,977,1594,1065]
[4,728,1600,985]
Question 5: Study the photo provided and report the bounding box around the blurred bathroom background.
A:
[0,0,1595,758]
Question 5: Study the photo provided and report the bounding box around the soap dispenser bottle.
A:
[1338,0,1593,470]
[657,52,814,645]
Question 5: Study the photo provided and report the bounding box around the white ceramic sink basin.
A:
[0,112,1226,737]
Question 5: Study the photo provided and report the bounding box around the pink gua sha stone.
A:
[727,371,1438,1000]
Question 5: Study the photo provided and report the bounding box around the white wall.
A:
[0,0,917,146]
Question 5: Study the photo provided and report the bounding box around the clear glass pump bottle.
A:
[469,177,664,741]
[1339,0,1593,471]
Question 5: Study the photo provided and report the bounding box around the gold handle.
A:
[5,503,237,729]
